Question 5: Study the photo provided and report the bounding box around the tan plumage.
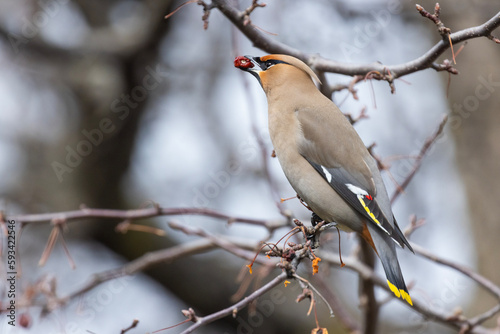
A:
[263,56,372,227]
[235,54,414,305]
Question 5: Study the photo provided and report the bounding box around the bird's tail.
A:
[366,224,413,305]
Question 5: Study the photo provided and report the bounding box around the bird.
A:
[234,54,414,305]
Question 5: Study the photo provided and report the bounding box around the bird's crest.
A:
[261,54,321,85]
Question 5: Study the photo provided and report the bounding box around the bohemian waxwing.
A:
[234,54,414,305]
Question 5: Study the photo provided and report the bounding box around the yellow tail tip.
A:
[387,280,413,306]
[401,290,413,306]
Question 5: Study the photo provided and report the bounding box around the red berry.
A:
[234,56,254,69]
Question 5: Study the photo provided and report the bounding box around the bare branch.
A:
[199,1,215,29]
[319,251,496,334]
[431,59,460,75]
[168,221,274,265]
[345,107,368,126]
[7,203,500,333]
[10,206,287,231]
[178,272,288,334]
[34,239,220,310]
[411,242,500,300]
[241,0,266,26]
[19,235,268,313]
[416,3,451,37]
[487,34,500,44]
[213,0,500,82]
[468,304,500,329]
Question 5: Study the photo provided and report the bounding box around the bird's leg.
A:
[307,213,336,249]
[310,213,344,266]
[310,212,323,227]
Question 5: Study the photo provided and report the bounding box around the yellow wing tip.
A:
[387,280,413,306]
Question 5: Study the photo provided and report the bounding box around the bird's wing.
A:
[306,158,397,237]
[296,105,397,239]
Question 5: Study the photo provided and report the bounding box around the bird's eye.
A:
[266,61,274,68]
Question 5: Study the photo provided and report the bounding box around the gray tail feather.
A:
[366,223,412,305]
[391,215,414,253]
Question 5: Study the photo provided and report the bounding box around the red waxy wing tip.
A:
[234,56,254,69]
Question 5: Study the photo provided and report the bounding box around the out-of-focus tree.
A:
[0,1,500,333]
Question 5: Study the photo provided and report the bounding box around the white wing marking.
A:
[346,183,369,196]
[321,166,332,183]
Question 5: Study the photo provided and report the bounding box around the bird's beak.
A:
[234,55,263,72]
[234,55,263,83]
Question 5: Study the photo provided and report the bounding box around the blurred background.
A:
[0,0,499,333]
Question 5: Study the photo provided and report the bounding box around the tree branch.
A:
[9,206,287,231]
[179,272,288,334]
[7,205,500,333]
[212,0,500,82]
[168,221,274,264]
[319,251,496,334]
[411,242,500,300]
[34,239,219,310]
[25,236,264,311]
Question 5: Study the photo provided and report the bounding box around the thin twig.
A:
[164,0,198,20]
[57,224,76,270]
[294,274,335,317]
[487,34,500,44]
[468,304,500,329]
[38,225,59,267]
[121,319,139,334]
[178,272,288,334]
[241,0,266,26]
[391,114,448,204]
[311,275,361,334]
